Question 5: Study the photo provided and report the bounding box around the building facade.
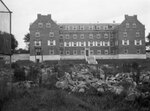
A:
[29,14,146,62]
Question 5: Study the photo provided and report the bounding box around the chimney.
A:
[37,14,41,19]
[47,14,51,19]
[125,14,128,19]
[134,15,137,19]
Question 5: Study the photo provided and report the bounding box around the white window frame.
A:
[34,41,41,46]
[89,26,94,30]
[122,40,129,45]
[38,23,43,28]
[133,23,136,28]
[104,33,108,38]
[35,32,40,37]
[136,32,140,37]
[123,32,127,37]
[72,42,78,47]
[135,40,142,45]
[46,23,51,28]
[49,32,54,37]
[48,40,56,46]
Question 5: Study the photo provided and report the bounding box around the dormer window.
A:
[46,23,51,28]
[89,26,94,30]
[38,23,43,28]
[132,23,136,28]
[126,23,130,28]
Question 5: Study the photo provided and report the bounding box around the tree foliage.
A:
[23,33,30,50]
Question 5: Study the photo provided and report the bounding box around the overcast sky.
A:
[1,0,150,48]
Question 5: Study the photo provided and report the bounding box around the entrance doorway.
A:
[85,48,90,56]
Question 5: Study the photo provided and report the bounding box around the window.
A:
[137,49,140,54]
[48,40,56,46]
[104,33,108,38]
[60,43,63,47]
[135,40,142,45]
[79,42,86,47]
[97,50,101,55]
[90,50,94,55]
[132,23,136,28]
[35,48,41,55]
[126,23,130,28]
[104,50,108,55]
[136,32,140,37]
[123,32,127,37]
[96,26,101,30]
[89,34,93,39]
[49,32,54,37]
[34,41,41,46]
[104,26,108,30]
[38,23,43,28]
[97,41,102,46]
[66,50,70,55]
[73,34,77,39]
[35,32,40,37]
[80,34,84,39]
[124,49,128,54]
[96,34,101,39]
[73,26,77,30]
[88,41,94,47]
[81,50,85,55]
[103,41,110,46]
[72,42,78,47]
[89,26,94,30]
[65,26,70,30]
[60,34,64,39]
[79,26,84,30]
[46,23,51,28]
[49,50,54,55]
[65,34,70,39]
[66,42,70,47]
[59,25,63,29]
[122,40,129,45]
[110,41,114,46]
[81,42,85,46]
[73,50,77,55]
[110,33,113,38]
[60,50,63,55]
[110,50,114,54]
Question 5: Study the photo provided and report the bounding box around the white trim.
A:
[118,54,146,59]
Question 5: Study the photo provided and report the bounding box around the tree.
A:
[11,34,18,54]
[23,33,30,51]
[0,31,18,55]
[146,33,150,50]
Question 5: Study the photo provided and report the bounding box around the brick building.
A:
[29,14,146,62]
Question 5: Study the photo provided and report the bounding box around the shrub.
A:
[13,67,26,82]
